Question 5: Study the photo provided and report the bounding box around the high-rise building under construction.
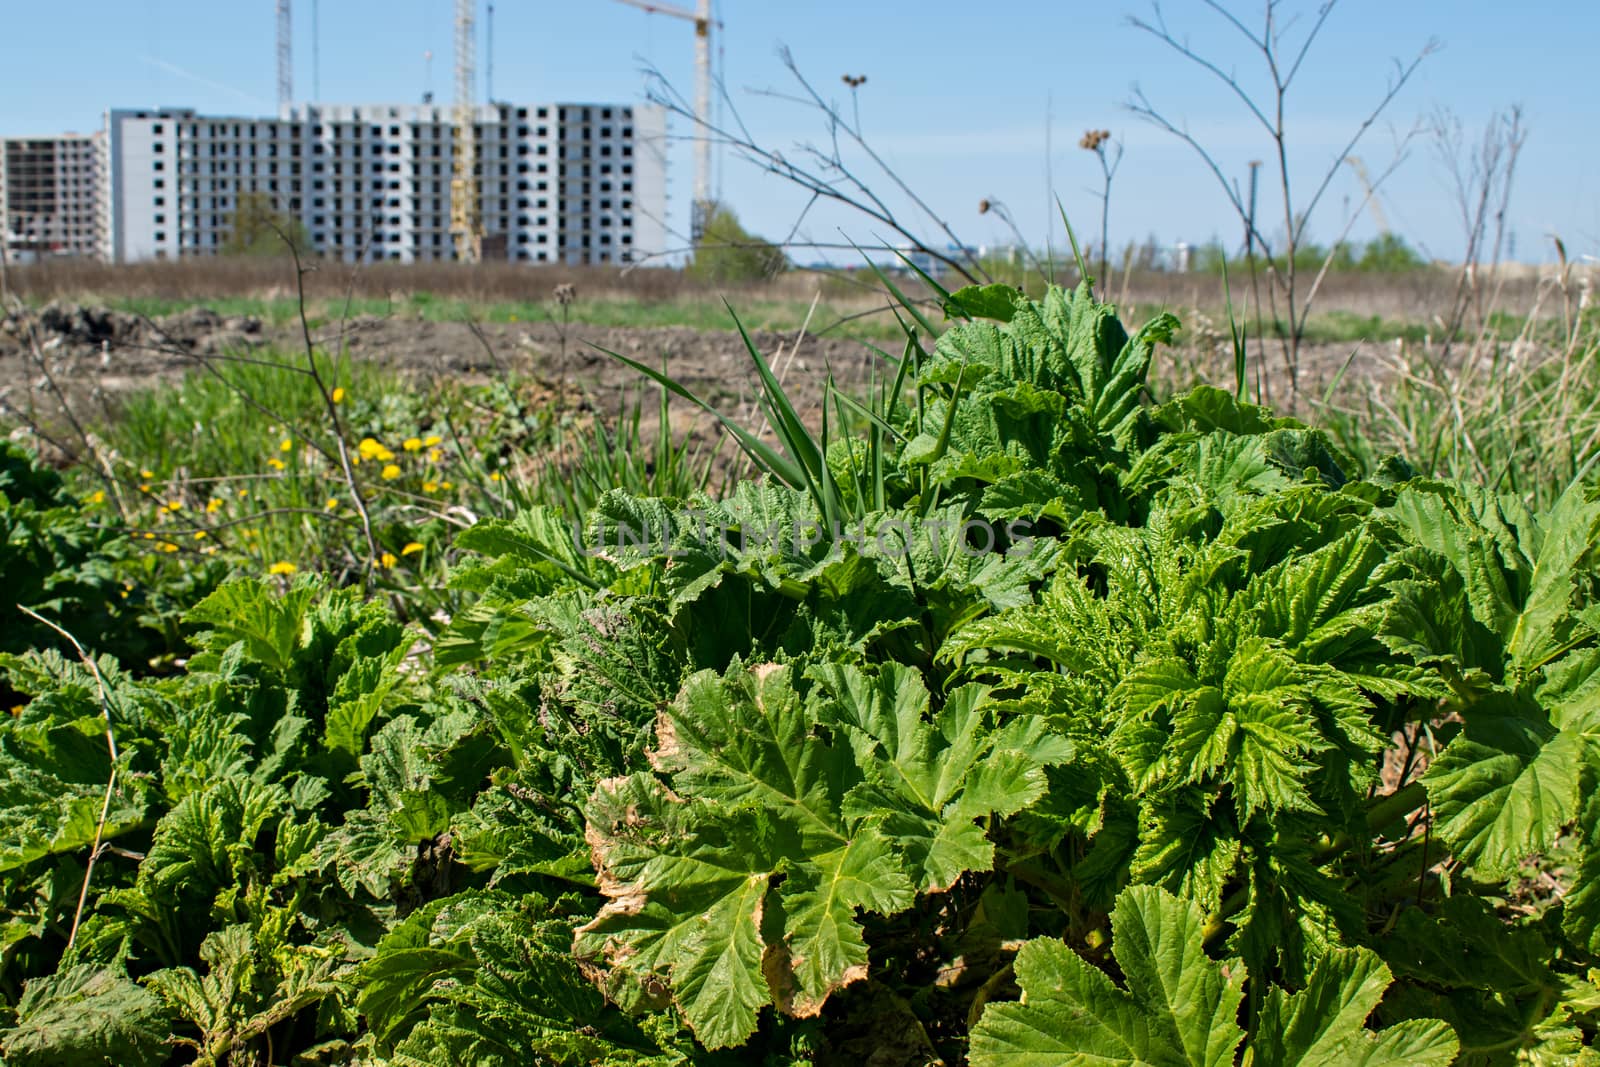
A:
[0,132,108,261]
[98,101,668,265]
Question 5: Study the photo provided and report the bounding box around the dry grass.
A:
[5,257,860,307]
[10,256,1564,329]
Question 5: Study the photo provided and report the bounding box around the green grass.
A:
[87,289,1513,351]
[526,378,730,518]
[80,348,571,623]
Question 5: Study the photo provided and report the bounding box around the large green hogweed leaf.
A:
[576,660,1065,1048]
[969,885,1458,1067]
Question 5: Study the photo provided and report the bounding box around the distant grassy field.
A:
[3,254,1568,346]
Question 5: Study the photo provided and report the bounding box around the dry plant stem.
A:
[0,298,130,520]
[643,51,985,284]
[981,201,1055,286]
[1298,148,1413,326]
[1080,131,1124,290]
[121,312,347,470]
[285,237,380,568]
[13,303,101,467]
[1128,0,1432,402]
[766,48,980,274]
[1433,106,1526,358]
[18,606,118,951]
[464,318,507,377]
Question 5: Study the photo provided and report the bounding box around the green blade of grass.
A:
[591,342,804,487]
[848,239,942,341]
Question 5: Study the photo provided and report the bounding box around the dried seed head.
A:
[554,283,578,306]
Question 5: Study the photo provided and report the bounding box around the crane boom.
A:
[1343,156,1390,235]
[451,0,481,262]
[607,0,715,240]
[277,0,292,111]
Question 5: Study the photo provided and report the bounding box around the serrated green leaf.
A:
[0,963,172,1067]
[969,885,1245,1067]
[1424,697,1583,878]
[1255,946,1458,1066]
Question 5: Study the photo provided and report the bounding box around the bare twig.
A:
[283,234,381,568]
[644,52,986,286]
[1127,0,1434,404]
[1079,130,1124,291]
[17,606,118,951]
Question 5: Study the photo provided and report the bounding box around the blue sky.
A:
[3,1,1595,264]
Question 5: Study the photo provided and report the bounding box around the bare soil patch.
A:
[0,302,877,424]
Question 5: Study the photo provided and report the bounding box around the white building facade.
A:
[103,101,668,265]
[0,133,107,261]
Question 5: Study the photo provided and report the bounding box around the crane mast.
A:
[276,0,292,112]
[451,0,481,262]
[692,0,711,240]
[608,0,717,240]
[1343,156,1391,235]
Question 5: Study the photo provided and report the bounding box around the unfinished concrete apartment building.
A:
[102,101,668,265]
[0,133,107,261]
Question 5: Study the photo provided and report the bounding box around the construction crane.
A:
[451,0,482,262]
[276,0,292,111]
[608,0,715,240]
[1343,155,1391,235]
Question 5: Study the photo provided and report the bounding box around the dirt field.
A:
[0,301,884,433]
[7,257,1556,430]
[1,296,1392,420]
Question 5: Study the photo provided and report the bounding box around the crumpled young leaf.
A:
[1388,480,1600,879]
[0,962,173,1067]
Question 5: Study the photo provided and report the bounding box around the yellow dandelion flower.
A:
[89,490,106,504]
[441,481,454,490]
[403,437,423,452]
[423,434,443,447]
[237,488,249,498]
[119,589,129,599]
[193,530,207,540]
[325,497,340,511]
[426,447,443,462]
[206,497,223,513]
[268,561,297,576]
[138,483,150,493]
[166,500,183,512]
[401,541,424,555]
[159,541,179,553]
[381,463,401,480]
[489,471,503,483]
[422,481,439,493]
[142,531,155,539]
[357,438,396,463]
[280,438,293,452]
[267,457,286,471]
[332,386,347,404]
[378,552,398,569]
[140,469,154,479]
